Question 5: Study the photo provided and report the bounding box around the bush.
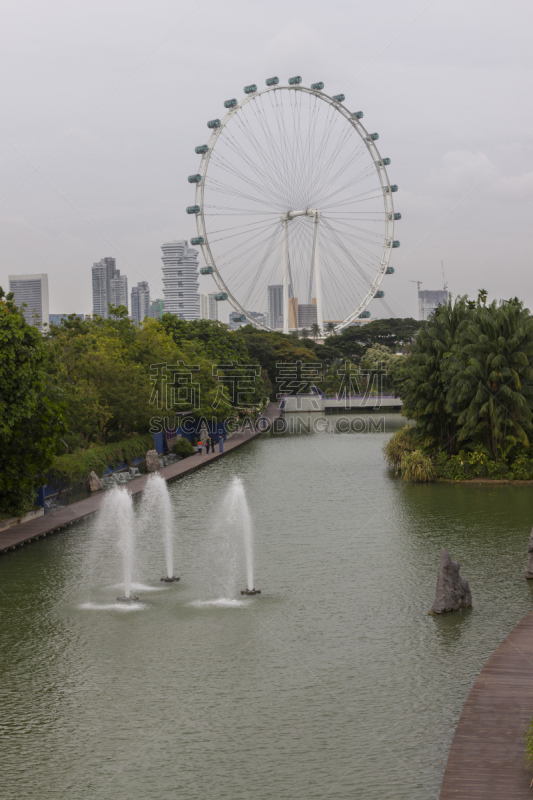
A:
[49,434,154,488]
[401,450,436,482]
[525,716,533,781]
[172,438,195,459]
[383,425,416,471]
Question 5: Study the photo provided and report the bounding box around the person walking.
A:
[205,437,211,455]
[197,440,203,455]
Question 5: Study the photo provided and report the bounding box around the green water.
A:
[2,414,533,800]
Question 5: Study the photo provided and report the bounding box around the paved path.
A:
[0,403,280,556]
[440,609,533,798]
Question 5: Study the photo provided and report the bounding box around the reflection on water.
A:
[1,413,532,800]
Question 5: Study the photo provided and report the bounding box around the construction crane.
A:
[410,280,423,291]
[441,261,448,292]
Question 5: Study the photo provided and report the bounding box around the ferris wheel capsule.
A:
[207,119,221,129]
[332,94,345,102]
[191,237,205,246]
[311,82,324,91]
[195,144,209,154]
[386,267,395,274]
[200,265,213,274]
[288,76,302,85]
[374,290,385,298]
[188,174,202,183]
[244,84,257,94]
[224,98,238,108]
[352,111,364,119]
[266,77,279,86]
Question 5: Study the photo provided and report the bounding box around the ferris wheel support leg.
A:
[282,217,289,334]
[313,213,324,332]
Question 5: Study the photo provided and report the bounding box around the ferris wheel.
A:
[186,75,400,333]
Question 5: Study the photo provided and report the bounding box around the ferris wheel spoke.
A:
[216,125,290,206]
[211,136,288,207]
[305,102,345,201]
[320,220,381,282]
[231,111,289,202]
[214,220,281,267]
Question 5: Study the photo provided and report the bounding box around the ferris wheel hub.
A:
[282,208,320,221]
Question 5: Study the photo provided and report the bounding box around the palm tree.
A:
[310,323,322,339]
[399,296,472,453]
[447,299,533,460]
[301,328,310,339]
[325,322,336,335]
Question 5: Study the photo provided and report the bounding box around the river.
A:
[1,413,532,799]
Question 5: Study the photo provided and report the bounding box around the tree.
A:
[325,322,336,334]
[0,289,66,515]
[447,299,533,460]
[397,298,472,453]
[310,323,322,339]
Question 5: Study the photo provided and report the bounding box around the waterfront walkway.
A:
[440,609,533,798]
[0,402,280,556]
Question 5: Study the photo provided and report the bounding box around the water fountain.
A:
[227,477,260,596]
[98,487,139,602]
[138,473,180,582]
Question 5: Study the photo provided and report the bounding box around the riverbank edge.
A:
[437,478,533,485]
[439,608,533,799]
[0,402,280,557]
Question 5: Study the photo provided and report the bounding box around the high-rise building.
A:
[148,299,164,320]
[8,273,49,330]
[200,293,218,321]
[131,281,150,325]
[161,240,200,320]
[110,274,128,310]
[298,304,318,328]
[92,257,128,317]
[267,284,283,329]
[418,289,449,321]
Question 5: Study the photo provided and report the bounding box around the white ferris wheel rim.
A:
[192,83,396,333]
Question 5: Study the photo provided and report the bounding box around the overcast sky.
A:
[1,0,532,321]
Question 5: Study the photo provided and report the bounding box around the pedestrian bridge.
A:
[280,394,403,413]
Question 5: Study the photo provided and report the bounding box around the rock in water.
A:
[525,528,533,579]
[87,471,103,492]
[429,549,472,615]
[145,449,160,473]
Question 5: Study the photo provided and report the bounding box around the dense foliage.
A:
[0,289,65,515]
[389,294,533,481]
[0,292,423,510]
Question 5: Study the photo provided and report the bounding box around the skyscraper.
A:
[418,289,449,321]
[91,257,128,317]
[131,281,150,324]
[200,293,218,321]
[161,240,200,320]
[8,273,49,330]
[148,299,164,320]
[267,284,283,329]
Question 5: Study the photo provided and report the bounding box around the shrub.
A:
[49,434,154,489]
[401,450,436,482]
[172,438,195,459]
[525,716,533,783]
[382,425,416,471]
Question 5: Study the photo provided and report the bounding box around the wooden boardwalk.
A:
[0,403,280,556]
[440,609,533,798]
